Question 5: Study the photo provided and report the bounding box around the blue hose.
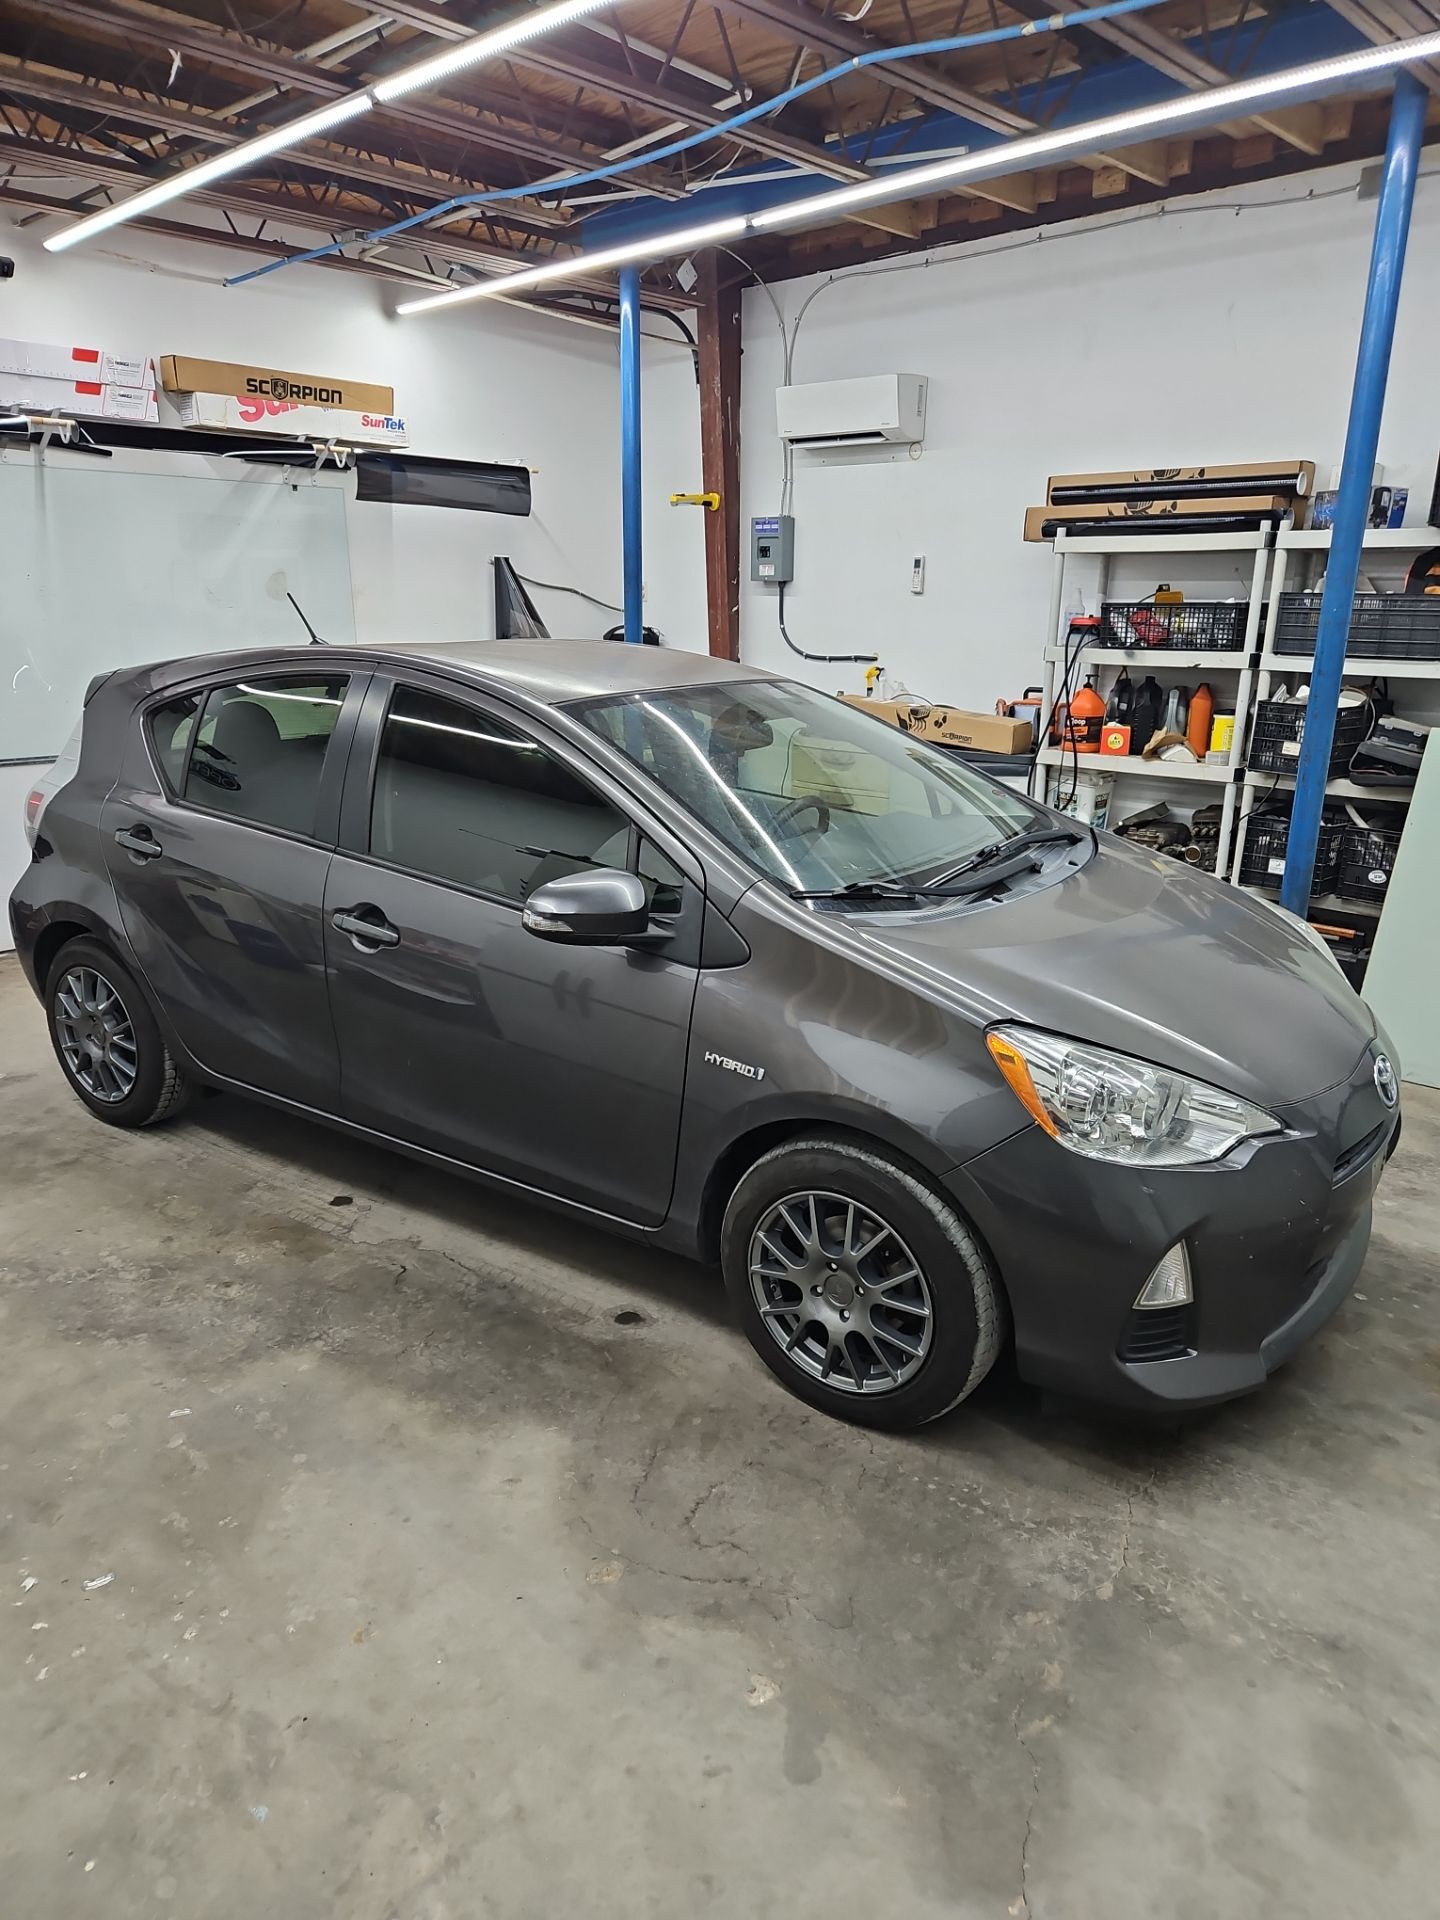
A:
[224,0,1173,289]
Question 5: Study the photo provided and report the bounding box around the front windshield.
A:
[571,678,1038,893]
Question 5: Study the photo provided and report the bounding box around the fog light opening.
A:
[1134,1242,1193,1310]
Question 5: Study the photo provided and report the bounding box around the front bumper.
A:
[945,1044,1397,1413]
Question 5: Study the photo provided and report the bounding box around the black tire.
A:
[721,1135,1006,1431]
[44,937,191,1129]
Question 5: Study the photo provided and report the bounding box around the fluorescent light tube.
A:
[396,30,1440,312]
[394,217,751,314]
[751,32,1440,233]
[373,0,614,103]
[43,0,616,253]
[44,95,376,252]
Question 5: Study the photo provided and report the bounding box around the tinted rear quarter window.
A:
[148,694,201,794]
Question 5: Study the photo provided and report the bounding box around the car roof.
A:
[391,638,771,704]
[134,638,774,708]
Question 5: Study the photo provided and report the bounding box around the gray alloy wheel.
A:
[53,964,139,1104]
[748,1189,935,1394]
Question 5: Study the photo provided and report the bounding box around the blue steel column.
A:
[618,265,644,645]
[1281,71,1426,916]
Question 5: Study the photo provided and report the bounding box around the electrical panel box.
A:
[751,514,794,585]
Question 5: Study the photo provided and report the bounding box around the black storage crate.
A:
[1272,590,1440,660]
[1238,810,1344,892]
[1248,697,1371,777]
[1098,600,1247,651]
[1337,819,1406,905]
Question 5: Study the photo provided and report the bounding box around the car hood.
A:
[842,835,1374,1106]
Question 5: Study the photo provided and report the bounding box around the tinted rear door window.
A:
[183,676,349,837]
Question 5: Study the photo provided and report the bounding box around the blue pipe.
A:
[618,265,644,647]
[223,0,1173,289]
[1279,70,1426,918]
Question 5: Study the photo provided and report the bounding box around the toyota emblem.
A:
[1373,1052,1399,1109]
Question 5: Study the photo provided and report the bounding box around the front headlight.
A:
[986,1024,1281,1167]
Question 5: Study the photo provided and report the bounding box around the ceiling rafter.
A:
[0,127,693,304]
[7,0,690,197]
[0,0,1423,329]
[1007,0,1330,150]
[0,59,573,235]
[1322,0,1440,94]
[710,0,1182,189]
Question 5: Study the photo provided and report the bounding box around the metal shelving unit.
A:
[1036,529,1271,877]
[1228,525,1440,930]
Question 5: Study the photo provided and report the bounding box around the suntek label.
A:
[233,396,406,433]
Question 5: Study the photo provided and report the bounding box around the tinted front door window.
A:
[370,685,630,898]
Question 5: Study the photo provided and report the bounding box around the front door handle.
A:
[332,907,401,949]
[114,826,162,861]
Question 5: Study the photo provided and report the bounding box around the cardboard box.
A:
[160,355,394,414]
[842,696,1032,754]
[169,389,408,446]
[1024,497,1291,541]
[1047,461,1314,504]
[0,371,158,422]
[0,336,155,388]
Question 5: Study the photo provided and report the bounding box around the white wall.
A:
[737,159,1440,706]
[0,224,706,939]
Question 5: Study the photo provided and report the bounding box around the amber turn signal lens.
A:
[985,1029,1059,1136]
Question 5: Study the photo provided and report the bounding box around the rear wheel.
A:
[45,937,190,1128]
[721,1136,1005,1430]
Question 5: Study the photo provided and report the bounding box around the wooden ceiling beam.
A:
[7,0,687,196]
[348,0,860,180]
[711,0,1036,133]
[0,131,697,304]
[1322,0,1440,94]
[1011,0,1331,153]
[0,61,572,235]
[712,0,1201,191]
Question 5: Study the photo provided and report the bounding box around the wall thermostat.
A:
[750,513,795,585]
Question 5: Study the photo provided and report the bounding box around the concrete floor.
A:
[2,953,1438,1919]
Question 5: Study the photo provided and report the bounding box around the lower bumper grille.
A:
[1334,1122,1386,1186]
[1118,1304,1193,1364]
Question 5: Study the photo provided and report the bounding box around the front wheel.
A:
[45,937,191,1128]
[720,1136,1006,1430]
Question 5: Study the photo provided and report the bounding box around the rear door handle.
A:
[114,826,162,861]
[332,907,401,949]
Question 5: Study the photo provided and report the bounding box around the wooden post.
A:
[696,252,742,661]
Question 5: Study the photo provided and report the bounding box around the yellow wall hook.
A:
[669,491,720,511]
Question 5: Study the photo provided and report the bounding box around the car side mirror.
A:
[522,867,652,945]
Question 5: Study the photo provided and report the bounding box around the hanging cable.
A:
[223,0,1176,289]
[776,583,878,665]
[517,573,624,612]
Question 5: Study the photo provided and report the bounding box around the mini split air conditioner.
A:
[775,374,927,450]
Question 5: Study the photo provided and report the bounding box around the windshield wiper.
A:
[790,880,923,902]
[921,824,1085,888]
[791,859,1045,903]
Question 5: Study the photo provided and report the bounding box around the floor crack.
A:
[1010,1696,1042,1919]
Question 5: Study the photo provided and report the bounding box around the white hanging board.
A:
[1362,732,1440,1089]
[0,456,355,763]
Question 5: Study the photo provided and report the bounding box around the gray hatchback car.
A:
[11,640,1399,1428]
